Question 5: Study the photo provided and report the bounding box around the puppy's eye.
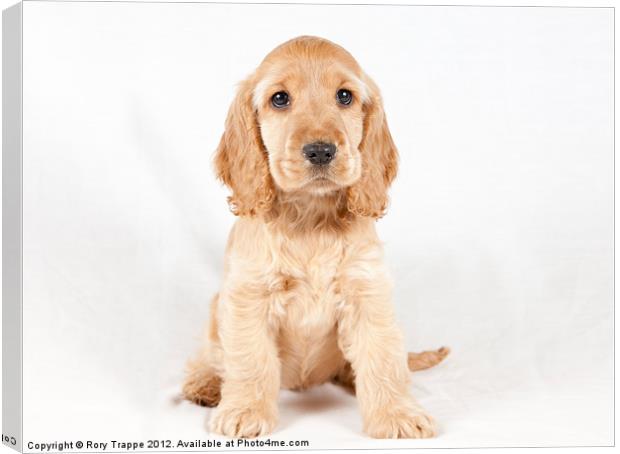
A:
[271,91,290,108]
[336,89,353,106]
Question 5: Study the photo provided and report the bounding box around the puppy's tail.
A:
[407,346,450,372]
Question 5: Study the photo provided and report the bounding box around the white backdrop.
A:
[19,1,612,449]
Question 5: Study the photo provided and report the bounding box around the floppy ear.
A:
[346,76,399,219]
[214,78,275,217]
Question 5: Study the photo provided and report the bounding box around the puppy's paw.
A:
[210,402,277,438]
[182,372,222,407]
[365,406,436,439]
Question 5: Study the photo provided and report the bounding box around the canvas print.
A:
[2,1,614,452]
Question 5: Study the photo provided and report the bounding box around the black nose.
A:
[302,142,337,166]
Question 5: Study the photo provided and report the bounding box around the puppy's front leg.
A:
[210,284,280,438]
[338,270,436,439]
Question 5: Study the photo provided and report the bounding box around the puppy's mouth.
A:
[304,174,341,194]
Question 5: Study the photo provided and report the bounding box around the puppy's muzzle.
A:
[303,142,337,166]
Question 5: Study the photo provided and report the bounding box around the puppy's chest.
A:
[267,236,346,331]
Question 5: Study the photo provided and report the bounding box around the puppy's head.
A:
[215,36,398,218]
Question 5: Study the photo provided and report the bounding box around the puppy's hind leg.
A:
[183,358,222,407]
[182,294,224,407]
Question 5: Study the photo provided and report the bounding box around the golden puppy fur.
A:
[183,36,448,439]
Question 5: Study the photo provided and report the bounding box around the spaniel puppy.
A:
[183,36,448,439]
